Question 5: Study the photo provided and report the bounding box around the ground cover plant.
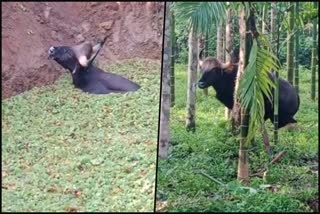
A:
[2,59,160,212]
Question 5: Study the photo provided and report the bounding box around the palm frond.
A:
[173,2,227,35]
[238,38,279,145]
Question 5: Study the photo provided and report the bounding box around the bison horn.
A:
[221,61,231,69]
[199,59,203,67]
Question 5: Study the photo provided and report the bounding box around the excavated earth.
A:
[2,2,164,99]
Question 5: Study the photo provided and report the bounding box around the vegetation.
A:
[2,60,160,212]
[157,1,318,212]
[156,64,318,212]
[173,3,316,68]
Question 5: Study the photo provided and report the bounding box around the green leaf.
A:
[239,37,279,145]
[173,2,227,35]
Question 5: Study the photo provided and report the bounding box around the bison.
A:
[48,37,140,94]
[197,49,300,154]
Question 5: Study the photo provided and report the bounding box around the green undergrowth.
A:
[156,64,318,212]
[2,59,160,212]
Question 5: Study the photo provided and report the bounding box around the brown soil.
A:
[1,2,164,99]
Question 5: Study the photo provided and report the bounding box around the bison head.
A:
[197,48,238,89]
[48,35,108,74]
[48,46,77,72]
[198,57,233,89]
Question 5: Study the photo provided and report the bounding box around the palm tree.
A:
[198,34,205,72]
[216,24,224,61]
[271,2,279,144]
[261,3,268,35]
[311,2,317,101]
[159,2,172,159]
[287,2,295,85]
[174,2,279,181]
[203,32,209,97]
[205,31,209,57]
[185,27,198,132]
[237,5,250,182]
[294,2,300,94]
[174,2,226,133]
[237,2,278,178]
[225,5,233,120]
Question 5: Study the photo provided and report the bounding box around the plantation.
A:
[156,64,318,212]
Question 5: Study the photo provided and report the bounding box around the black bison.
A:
[197,49,300,153]
[48,37,140,94]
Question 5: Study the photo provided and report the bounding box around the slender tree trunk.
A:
[231,17,242,131]
[198,35,205,75]
[237,5,250,183]
[205,31,209,57]
[262,4,267,35]
[225,6,233,120]
[238,108,249,182]
[170,10,175,107]
[271,2,279,144]
[186,27,198,133]
[217,23,226,120]
[222,24,226,62]
[216,24,224,60]
[270,2,276,46]
[311,2,317,101]
[159,2,171,159]
[287,2,294,84]
[202,32,209,96]
[294,2,299,94]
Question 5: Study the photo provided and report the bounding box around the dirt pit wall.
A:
[1,2,164,99]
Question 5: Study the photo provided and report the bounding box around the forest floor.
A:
[156,64,318,212]
[2,59,160,212]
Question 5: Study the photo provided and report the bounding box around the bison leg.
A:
[262,124,272,156]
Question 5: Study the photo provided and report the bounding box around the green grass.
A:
[156,64,318,212]
[2,59,160,212]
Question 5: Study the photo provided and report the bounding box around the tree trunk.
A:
[270,2,276,46]
[216,24,224,61]
[286,2,294,85]
[222,24,226,62]
[202,32,209,96]
[186,27,198,133]
[225,6,233,120]
[198,35,205,75]
[237,5,250,183]
[205,31,209,57]
[311,2,317,101]
[170,10,175,107]
[158,2,171,159]
[231,17,242,130]
[217,23,227,119]
[262,4,267,35]
[294,2,299,94]
[271,2,279,144]
[238,108,249,182]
